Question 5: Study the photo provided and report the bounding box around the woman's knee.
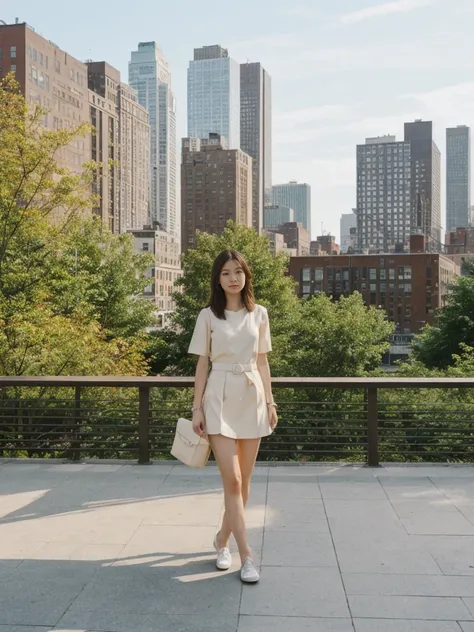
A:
[223,472,242,496]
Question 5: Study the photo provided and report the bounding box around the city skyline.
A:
[2,0,474,241]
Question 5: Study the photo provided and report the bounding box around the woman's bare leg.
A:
[210,434,252,562]
[217,438,261,547]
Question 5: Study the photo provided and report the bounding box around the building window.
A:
[142,242,149,251]
[302,268,310,282]
[10,46,16,59]
[314,268,323,281]
[10,64,16,73]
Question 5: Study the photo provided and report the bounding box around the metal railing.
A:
[1,376,474,466]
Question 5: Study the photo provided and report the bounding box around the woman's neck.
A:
[225,295,243,312]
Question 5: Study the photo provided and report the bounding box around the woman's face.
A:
[219,258,246,296]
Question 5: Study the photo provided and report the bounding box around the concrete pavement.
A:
[2,460,474,630]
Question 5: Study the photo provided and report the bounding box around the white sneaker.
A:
[240,557,260,583]
[213,533,232,571]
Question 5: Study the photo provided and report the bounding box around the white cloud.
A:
[403,82,474,124]
[340,0,433,24]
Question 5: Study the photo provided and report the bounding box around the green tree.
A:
[293,293,394,377]
[412,273,474,369]
[149,222,300,376]
[51,218,155,339]
[0,74,151,376]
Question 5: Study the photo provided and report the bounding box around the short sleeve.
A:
[258,306,272,353]
[188,308,211,356]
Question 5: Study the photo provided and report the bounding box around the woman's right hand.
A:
[192,409,206,437]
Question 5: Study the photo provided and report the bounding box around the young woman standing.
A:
[188,250,278,583]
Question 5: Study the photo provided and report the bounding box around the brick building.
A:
[181,134,252,252]
[0,20,90,172]
[266,222,310,256]
[311,235,340,256]
[445,227,474,255]
[289,236,458,334]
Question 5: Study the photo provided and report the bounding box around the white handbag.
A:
[171,418,211,468]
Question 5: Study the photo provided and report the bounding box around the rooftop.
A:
[2,460,474,630]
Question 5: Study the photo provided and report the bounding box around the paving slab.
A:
[240,567,349,618]
[344,573,474,596]
[349,594,473,620]
[354,621,463,631]
[238,616,354,631]
[55,612,239,632]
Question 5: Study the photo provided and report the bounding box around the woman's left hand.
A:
[269,404,278,430]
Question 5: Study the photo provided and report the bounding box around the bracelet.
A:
[191,406,203,413]
[267,401,278,409]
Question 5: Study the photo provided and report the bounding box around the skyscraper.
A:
[181,134,252,252]
[356,136,412,252]
[129,42,178,236]
[404,120,442,249]
[240,62,272,233]
[272,182,312,237]
[118,82,150,232]
[446,125,471,231]
[87,62,120,233]
[340,210,357,253]
[187,45,240,149]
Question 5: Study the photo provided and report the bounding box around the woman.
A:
[188,250,278,584]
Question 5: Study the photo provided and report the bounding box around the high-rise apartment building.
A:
[87,62,120,233]
[404,120,442,249]
[118,83,150,232]
[88,62,150,234]
[129,42,178,236]
[446,125,471,231]
[340,210,358,253]
[181,134,252,252]
[356,136,412,252]
[240,62,272,232]
[0,21,90,172]
[263,204,294,229]
[272,181,312,236]
[187,45,240,149]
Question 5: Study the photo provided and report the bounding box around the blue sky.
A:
[3,0,473,240]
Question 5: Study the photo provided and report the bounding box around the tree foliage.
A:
[412,273,474,369]
[147,222,393,378]
[0,74,153,376]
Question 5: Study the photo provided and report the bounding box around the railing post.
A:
[71,385,81,461]
[138,386,151,464]
[367,386,379,467]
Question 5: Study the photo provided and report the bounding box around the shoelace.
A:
[242,558,255,571]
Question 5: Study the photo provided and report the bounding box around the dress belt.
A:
[212,362,257,375]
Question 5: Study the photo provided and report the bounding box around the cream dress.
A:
[188,304,273,439]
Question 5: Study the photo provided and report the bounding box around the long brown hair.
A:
[209,250,255,319]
